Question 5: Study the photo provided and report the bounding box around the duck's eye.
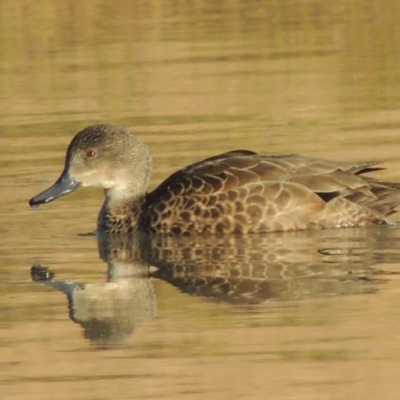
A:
[85,149,96,158]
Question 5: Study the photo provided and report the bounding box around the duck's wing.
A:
[142,152,398,234]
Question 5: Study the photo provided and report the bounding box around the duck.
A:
[29,124,400,235]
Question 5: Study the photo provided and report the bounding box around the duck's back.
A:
[139,151,400,234]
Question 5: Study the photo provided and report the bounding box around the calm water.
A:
[3,1,400,399]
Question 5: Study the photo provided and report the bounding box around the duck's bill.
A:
[29,172,81,207]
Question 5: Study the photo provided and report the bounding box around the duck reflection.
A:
[31,237,156,346]
[31,226,400,346]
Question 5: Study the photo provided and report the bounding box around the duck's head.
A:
[29,124,152,208]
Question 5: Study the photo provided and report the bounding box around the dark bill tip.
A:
[29,172,81,207]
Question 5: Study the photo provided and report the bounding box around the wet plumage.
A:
[29,124,400,234]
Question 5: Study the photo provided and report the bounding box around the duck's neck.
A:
[97,189,147,234]
[97,150,152,234]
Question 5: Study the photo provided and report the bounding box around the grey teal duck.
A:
[29,124,400,234]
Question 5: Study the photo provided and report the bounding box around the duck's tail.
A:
[369,180,400,217]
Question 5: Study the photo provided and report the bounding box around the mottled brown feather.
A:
[140,153,400,234]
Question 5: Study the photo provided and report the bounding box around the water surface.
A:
[2,1,400,399]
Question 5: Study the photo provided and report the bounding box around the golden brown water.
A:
[3,1,400,399]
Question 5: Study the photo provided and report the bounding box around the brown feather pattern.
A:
[138,153,400,235]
